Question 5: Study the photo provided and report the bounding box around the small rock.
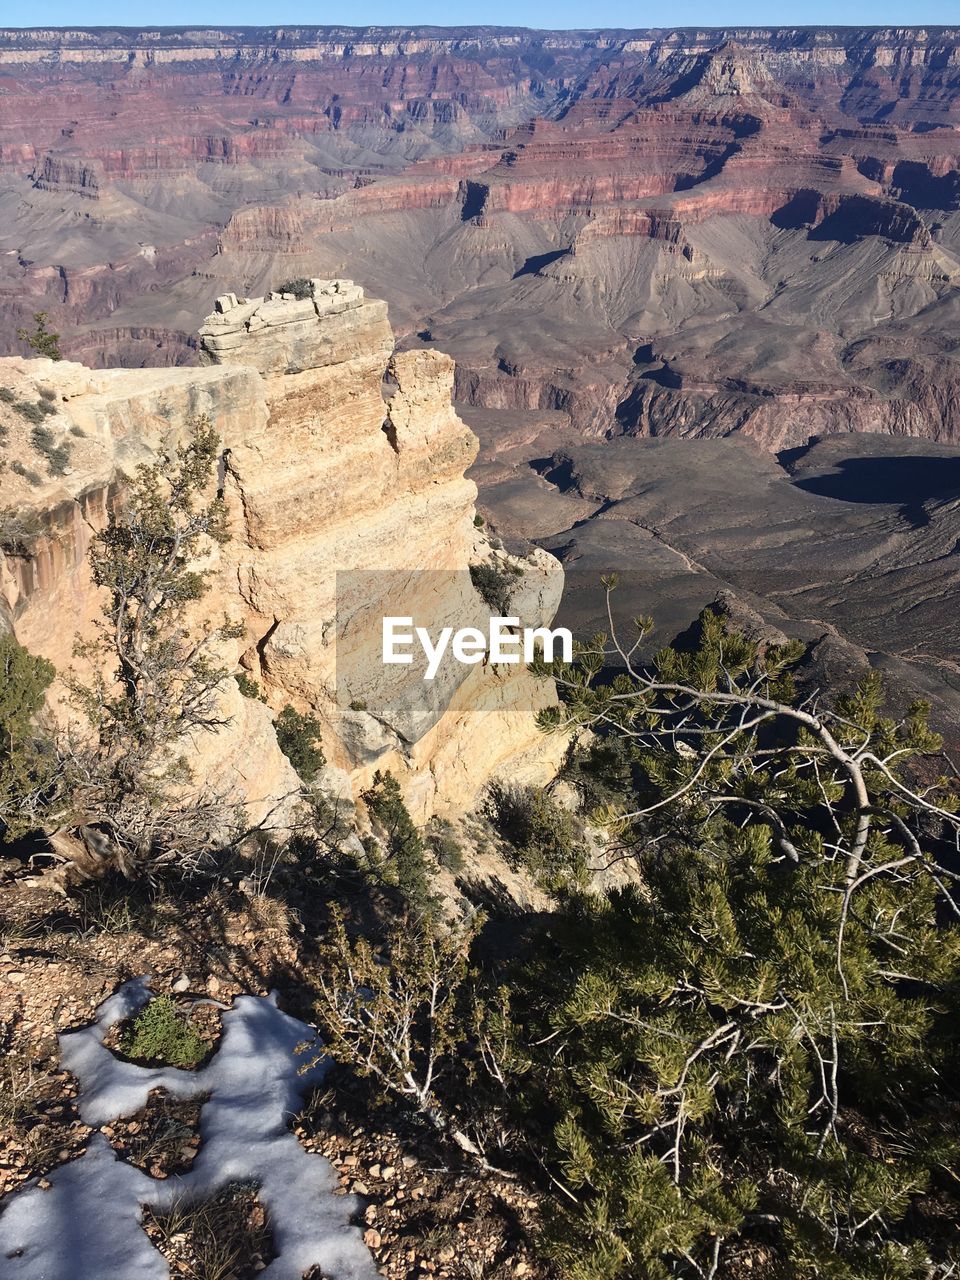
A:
[172,974,190,993]
[352,1180,370,1196]
[363,1228,382,1250]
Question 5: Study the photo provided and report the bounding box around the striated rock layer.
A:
[0,283,566,823]
[1,25,960,454]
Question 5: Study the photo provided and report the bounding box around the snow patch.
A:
[0,978,378,1280]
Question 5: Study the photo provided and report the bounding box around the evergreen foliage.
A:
[61,416,243,877]
[274,706,325,782]
[469,561,522,615]
[486,781,586,893]
[514,596,960,1279]
[120,996,207,1068]
[362,770,436,913]
[17,312,61,360]
[0,633,56,842]
[274,277,313,300]
[426,816,465,874]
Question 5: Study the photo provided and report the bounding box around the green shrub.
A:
[120,996,207,1068]
[473,512,485,528]
[235,671,266,702]
[10,461,42,487]
[348,698,368,712]
[274,277,313,300]
[0,628,58,855]
[30,425,71,476]
[426,816,465,874]
[519,601,960,1279]
[0,387,15,404]
[470,560,522,615]
[13,400,46,425]
[485,781,586,892]
[274,705,325,782]
[363,770,436,913]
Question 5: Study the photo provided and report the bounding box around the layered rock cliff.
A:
[1,25,959,457]
[0,282,566,824]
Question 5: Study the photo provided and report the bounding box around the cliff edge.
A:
[0,282,566,824]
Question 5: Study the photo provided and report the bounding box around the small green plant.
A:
[120,996,207,1068]
[363,770,437,913]
[274,277,313,300]
[470,560,523,615]
[274,705,325,782]
[485,781,586,892]
[427,816,466,874]
[13,400,47,425]
[30,424,71,476]
[0,386,16,404]
[17,312,61,360]
[9,461,42,487]
[473,512,485,528]
[235,670,266,702]
[69,424,86,439]
[38,386,56,402]
[348,698,368,712]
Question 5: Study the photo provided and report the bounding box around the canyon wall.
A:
[1,25,959,455]
[0,282,566,823]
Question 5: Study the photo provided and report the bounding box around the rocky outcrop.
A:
[2,25,960,454]
[0,283,566,824]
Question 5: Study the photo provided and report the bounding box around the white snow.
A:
[0,979,379,1280]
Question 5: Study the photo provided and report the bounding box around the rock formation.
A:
[1,25,959,454]
[0,282,566,824]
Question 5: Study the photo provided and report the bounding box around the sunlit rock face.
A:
[2,25,960,448]
[0,284,566,823]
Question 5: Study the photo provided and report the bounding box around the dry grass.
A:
[142,1182,273,1280]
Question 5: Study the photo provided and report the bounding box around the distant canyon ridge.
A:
[4,25,960,749]
[0,24,959,450]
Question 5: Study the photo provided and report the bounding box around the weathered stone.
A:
[0,285,567,827]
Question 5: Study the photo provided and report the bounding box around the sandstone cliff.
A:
[0,282,566,825]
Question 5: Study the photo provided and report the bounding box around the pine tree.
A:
[362,770,436,913]
[0,633,57,842]
[17,311,61,360]
[517,598,960,1279]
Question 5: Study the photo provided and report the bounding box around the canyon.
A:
[1,24,959,451]
[0,280,566,825]
[1,25,960,756]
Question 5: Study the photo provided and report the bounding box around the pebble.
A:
[172,974,191,993]
[363,1228,382,1249]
